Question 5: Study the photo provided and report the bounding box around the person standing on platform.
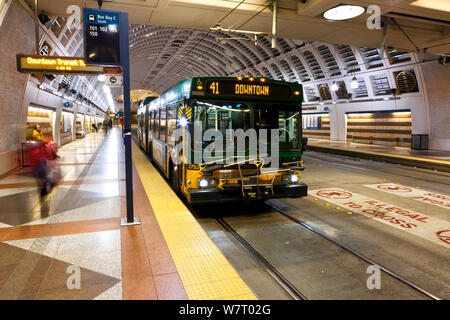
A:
[28,125,60,196]
[109,118,113,128]
[103,120,109,136]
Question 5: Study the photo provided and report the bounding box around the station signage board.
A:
[16,54,103,75]
[105,74,123,87]
[83,8,121,65]
[103,67,122,75]
[103,66,122,87]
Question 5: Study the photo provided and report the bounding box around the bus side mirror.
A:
[301,137,308,152]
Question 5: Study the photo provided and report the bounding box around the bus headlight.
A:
[282,174,298,184]
[199,179,208,188]
[198,178,218,188]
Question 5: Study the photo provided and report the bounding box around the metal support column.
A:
[119,12,140,226]
[34,0,40,54]
[54,102,62,147]
[271,0,277,49]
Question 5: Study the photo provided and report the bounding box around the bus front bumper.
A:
[187,183,308,205]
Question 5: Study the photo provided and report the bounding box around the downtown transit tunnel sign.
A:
[16,55,103,75]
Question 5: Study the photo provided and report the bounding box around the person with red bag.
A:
[29,125,60,196]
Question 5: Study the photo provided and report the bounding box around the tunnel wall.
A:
[419,61,450,151]
[0,1,97,177]
[0,0,35,176]
[326,95,424,141]
[303,57,449,151]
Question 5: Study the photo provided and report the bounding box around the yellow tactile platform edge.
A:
[132,143,256,300]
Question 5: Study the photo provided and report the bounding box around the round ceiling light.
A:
[323,5,365,21]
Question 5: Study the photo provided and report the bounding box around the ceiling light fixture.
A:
[331,82,339,91]
[323,5,365,21]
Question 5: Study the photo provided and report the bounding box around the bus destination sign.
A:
[16,55,104,75]
[205,79,292,98]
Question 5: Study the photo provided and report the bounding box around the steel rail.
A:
[216,217,307,300]
[266,201,442,300]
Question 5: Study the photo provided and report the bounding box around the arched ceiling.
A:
[129,24,308,93]
[116,89,159,103]
[127,23,432,105]
[29,0,448,110]
[37,0,450,55]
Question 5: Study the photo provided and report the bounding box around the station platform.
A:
[0,128,255,300]
[307,138,450,173]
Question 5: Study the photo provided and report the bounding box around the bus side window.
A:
[149,111,154,135]
[137,111,141,128]
[155,110,160,139]
[167,104,177,146]
[160,107,167,143]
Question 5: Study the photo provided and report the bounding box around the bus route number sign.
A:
[205,80,292,98]
[83,8,120,65]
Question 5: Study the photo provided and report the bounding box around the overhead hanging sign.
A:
[83,8,121,65]
[16,54,103,75]
[103,66,122,75]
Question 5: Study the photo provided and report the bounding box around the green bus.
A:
[137,76,308,204]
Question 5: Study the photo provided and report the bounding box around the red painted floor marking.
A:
[366,183,450,210]
[310,187,450,249]
[376,185,412,192]
[316,190,353,199]
[436,230,450,245]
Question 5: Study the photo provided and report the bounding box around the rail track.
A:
[216,201,441,300]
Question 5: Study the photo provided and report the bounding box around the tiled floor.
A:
[0,130,123,299]
[0,127,255,300]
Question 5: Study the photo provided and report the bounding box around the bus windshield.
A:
[194,101,251,133]
[193,101,250,156]
[253,104,301,151]
[193,101,301,153]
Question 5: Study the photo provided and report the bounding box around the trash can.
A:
[411,134,428,150]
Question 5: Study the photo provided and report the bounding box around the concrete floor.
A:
[196,151,450,299]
